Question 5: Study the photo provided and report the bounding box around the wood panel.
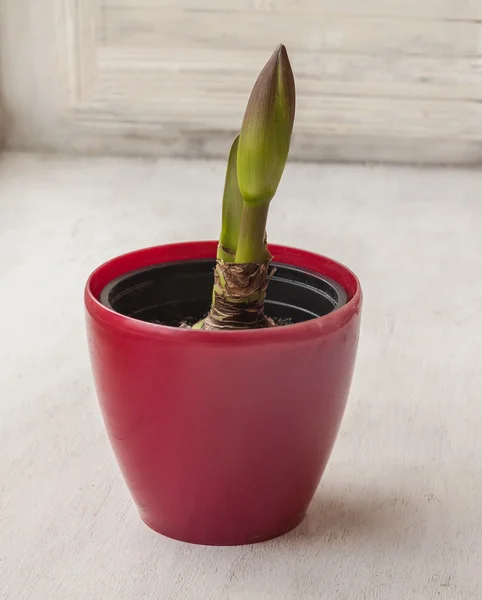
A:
[84,85,482,142]
[0,0,481,164]
[103,0,482,21]
[97,48,482,101]
[103,8,482,58]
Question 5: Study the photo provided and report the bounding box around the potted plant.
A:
[85,44,362,546]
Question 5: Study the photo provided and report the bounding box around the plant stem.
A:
[235,202,270,263]
[217,243,236,262]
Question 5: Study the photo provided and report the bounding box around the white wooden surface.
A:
[0,0,481,163]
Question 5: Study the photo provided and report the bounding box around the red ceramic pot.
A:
[85,241,362,545]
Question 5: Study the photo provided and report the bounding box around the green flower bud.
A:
[237,44,296,205]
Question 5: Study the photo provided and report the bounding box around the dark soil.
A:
[150,314,292,329]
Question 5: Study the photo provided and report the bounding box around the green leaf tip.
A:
[237,44,296,205]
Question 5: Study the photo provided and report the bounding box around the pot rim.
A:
[85,240,362,344]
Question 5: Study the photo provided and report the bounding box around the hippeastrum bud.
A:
[237,44,296,205]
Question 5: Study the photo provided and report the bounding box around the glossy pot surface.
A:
[85,241,362,545]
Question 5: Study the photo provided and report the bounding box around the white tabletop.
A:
[1,153,481,599]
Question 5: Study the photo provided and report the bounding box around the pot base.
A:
[140,511,306,546]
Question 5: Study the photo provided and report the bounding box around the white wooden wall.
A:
[0,0,481,164]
